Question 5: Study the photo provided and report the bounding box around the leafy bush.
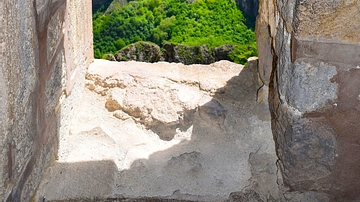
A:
[229,43,257,64]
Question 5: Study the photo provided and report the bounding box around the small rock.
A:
[113,110,131,120]
[103,54,116,61]
[115,42,161,63]
[105,96,121,112]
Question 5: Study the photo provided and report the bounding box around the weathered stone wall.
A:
[0,0,92,201]
[257,0,360,201]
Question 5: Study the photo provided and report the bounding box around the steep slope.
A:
[92,0,257,61]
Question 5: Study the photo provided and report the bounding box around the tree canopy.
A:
[93,0,257,64]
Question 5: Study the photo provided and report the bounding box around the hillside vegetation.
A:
[93,0,257,64]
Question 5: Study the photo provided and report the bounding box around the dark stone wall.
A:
[256,0,360,201]
[235,0,259,29]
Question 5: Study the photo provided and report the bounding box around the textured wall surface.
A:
[257,0,360,201]
[0,0,92,201]
[235,0,259,29]
[236,0,259,20]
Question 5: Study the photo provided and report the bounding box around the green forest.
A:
[93,0,257,64]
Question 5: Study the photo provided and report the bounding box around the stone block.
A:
[257,0,360,200]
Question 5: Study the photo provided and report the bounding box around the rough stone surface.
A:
[161,43,213,65]
[162,43,235,65]
[235,0,259,28]
[236,0,259,18]
[0,0,93,201]
[213,44,237,61]
[109,42,237,65]
[256,0,360,201]
[104,53,117,61]
[35,59,282,201]
[115,42,161,63]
